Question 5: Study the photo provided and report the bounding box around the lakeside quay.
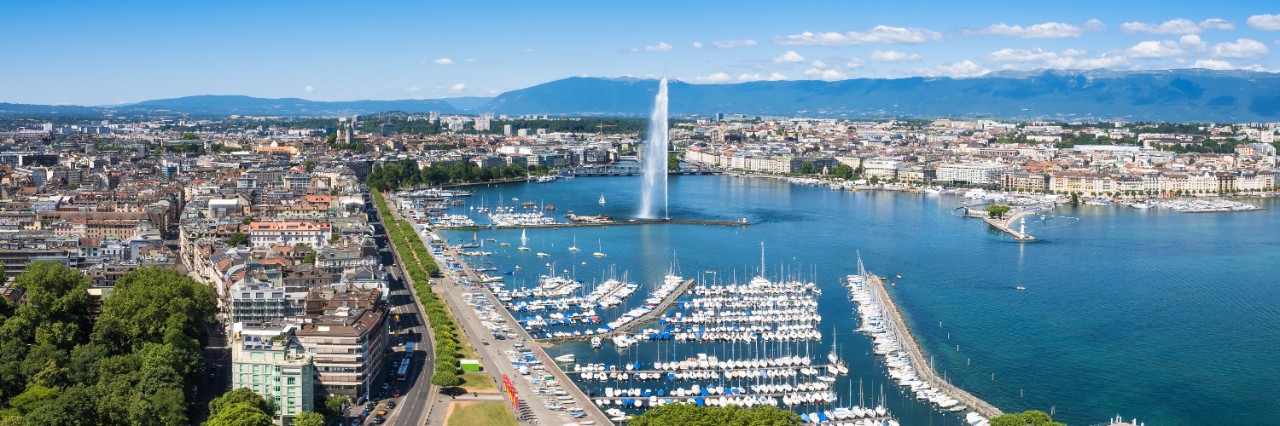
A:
[868,274,1004,420]
[426,234,613,425]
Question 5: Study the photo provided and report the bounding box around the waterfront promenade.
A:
[868,274,1004,420]
[537,277,696,344]
[438,218,749,231]
[430,239,613,425]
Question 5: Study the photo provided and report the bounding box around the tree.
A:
[800,162,815,175]
[228,232,249,247]
[179,133,200,140]
[205,402,273,426]
[987,204,1011,219]
[293,412,325,426]
[304,160,316,173]
[667,153,681,171]
[302,252,317,265]
[990,410,1066,426]
[629,404,800,426]
[209,388,273,418]
[431,369,460,387]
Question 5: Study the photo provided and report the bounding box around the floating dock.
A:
[867,274,1004,420]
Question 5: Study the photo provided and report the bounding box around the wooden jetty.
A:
[867,274,1003,420]
[538,278,697,344]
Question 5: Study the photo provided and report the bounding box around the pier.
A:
[538,278,697,344]
[439,218,749,231]
[982,210,1038,241]
[867,274,1004,420]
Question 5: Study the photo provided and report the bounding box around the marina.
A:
[423,175,1280,426]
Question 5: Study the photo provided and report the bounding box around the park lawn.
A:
[445,402,516,426]
[458,371,498,393]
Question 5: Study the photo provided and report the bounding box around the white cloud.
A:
[1246,14,1280,30]
[1192,59,1235,70]
[465,58,476,63]
[449,83,465,92]
[774,50,806,63]
[985,48,1084,62]
[692,42,704,49]
[982,22,1084,38]
[917,60,989,78]
[644,42,674,52]
[407,86,421,93]
[1179,34,1207,51]
[870,50,922,62]
[1084,19,1106,31]
[303,85,314,93]
[810,60,829,69]
[1043,54,1128,69]
[1127,40,1185,58]
[734,72,788,82]
[1120,19,1201,35]
[1199,18,1236,30]
[774,25,941,46]
[803,68,847,81]
[433,58,454,65]
[1213,38,1269,59]
[846,58,866,69]
[520,48,536,53]
[712,39,758,49]
[693,72,734,83]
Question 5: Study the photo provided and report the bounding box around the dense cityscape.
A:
[4,2,1280,426]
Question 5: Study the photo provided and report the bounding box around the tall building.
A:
[475,113,493,132]
[232,324,315,424]
[503,124,513,137]
[294,286,388,401]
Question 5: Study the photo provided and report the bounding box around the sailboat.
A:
[568,236,580,253]
[517,229,531,251]
[598,194,606,206]
[592,239,606,258]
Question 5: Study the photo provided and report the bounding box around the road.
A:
[344,195,436,426]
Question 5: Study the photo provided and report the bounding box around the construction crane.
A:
[595,123,615,139]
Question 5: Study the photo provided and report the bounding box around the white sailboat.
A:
[568,235,580,253]
[598,194,606,206]
[592,239,606,258]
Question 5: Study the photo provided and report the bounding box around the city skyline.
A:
[3,0,1280,105]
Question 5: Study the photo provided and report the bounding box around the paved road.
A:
[344,197,436,426]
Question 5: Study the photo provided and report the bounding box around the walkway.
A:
[982,210,1038,241]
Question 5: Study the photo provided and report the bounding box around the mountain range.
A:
[3,69,1280,122]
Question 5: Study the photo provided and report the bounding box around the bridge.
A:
[538,278,696,344]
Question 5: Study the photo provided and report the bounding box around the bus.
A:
[396,357,411,381]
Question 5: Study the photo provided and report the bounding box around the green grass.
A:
[458,371,498,393]
[445,402,516,426]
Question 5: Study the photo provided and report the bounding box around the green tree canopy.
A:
[227,232,249,247]
[209,388,272,418]
[987,204,1012,219]
[990,410,1066,426]
[205,402,273,426]
[628,404,800,426]
[292,412,325,426]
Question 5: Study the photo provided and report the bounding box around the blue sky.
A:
[2,0,1279,105]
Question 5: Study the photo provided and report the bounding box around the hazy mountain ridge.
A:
[3,70,1279,121]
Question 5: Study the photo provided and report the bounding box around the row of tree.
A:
[367,160,540,192]
[373,191,465,387]
[628,404,800,426]
[0,263,217,425]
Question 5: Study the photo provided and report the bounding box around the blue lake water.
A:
[438,175,1280,426]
